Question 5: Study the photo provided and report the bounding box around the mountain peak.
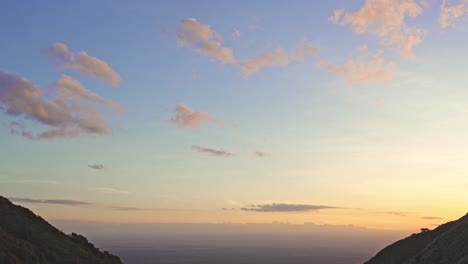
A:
[365,212,468,264]
[0,196,123,264]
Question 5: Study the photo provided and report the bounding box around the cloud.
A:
[254,151,270,158]
[232,30,241,40]
[241,203,338,212]
[43,42,121,86]
[177,18,235,64]
[88,164,104,170]
[168,103,221,128]
[191,145,233,157]
[422,216,444,220]
[95,187,130,195]
[317,46,396,85]
[439,0,468,28]
[330,0,424,59]
[111,206,145,211]
[0,180,59,185]
[239,43,318,76]
[9,197,92,206]
[0,72,123,139]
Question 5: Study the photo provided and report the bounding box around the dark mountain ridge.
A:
[0,196,123,264]
[365,213,468,264]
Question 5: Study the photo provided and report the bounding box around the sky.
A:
[1,0,468,230]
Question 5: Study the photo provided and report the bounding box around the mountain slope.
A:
[0,196,123,264]
[365,213,468,264]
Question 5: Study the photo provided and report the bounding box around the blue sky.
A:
[1,0,468,229]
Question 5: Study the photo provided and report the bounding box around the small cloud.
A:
[317,46,395,85]
[42,42,121,86]
[192,68,200,79]
[330,0,424,59]
[385,211,407,217]
[226,200,242,206]
[254,151,270,158]
[239,42,318,76]
[177,18,235,64]
[168,103,222,128]
[9,197,93,206]
[160,29,169,41]
[88,164,104,170]
[422,216,444,220]
[111,206,145,211]
[191,145,233,157]
[95,187,130,195]
[232,30,241,40]
[439,0,467,29]
[241,203,338,212]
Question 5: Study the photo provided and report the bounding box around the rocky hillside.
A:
[365,213,468,264]
[0,196,123,264]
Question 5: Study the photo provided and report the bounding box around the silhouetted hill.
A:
[365,213,468,264]
[0,196,123,264]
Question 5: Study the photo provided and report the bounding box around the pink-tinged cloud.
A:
[232,30,241,40]
[168,103,221,128]
[95,187,130,195]
[439,0,468,28]
[0,71,123,139]
[160,29,169,41]
[239,43,319,76]
[43,42,121,86]
[330,0,424,59]
[191,145,233,157]
[192,68,200,79]
[177,18,235,64]
[317,46,396,85]
[254,151,270,158]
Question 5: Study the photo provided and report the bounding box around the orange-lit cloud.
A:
[239,43,318,76]
[330,0,424,59]
[317,46,395,85]
[191,145,233,157]
[177,18,235,64]
[169,103,221,128]
[439,0,468,28]
[242,203,338,212]
[0,71,122,139]
[43,42,121,86]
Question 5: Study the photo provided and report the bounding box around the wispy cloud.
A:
[176,18,318,76]
[169,103,221,128]
[330,0,424,59]
[43,42,121,86]
[241,203,338,212]
[439,0,468,28]
[254,151,270,158]
[317,46,395,85]
[8,197,146,211]
[88,164,104,170]
[177,18,235,64]
[239,43,318,76]
[422,216,444,220]
[191,145,233,157]
[232,30,241,40]
[9,197,92,206]
[0,72,123,139]
[95,187,130,195]
[0,180,59,185]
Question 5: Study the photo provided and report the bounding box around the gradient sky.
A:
[1,0,468,230]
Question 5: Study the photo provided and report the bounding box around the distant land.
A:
[0,196,122,264]
[365,213,468,264]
